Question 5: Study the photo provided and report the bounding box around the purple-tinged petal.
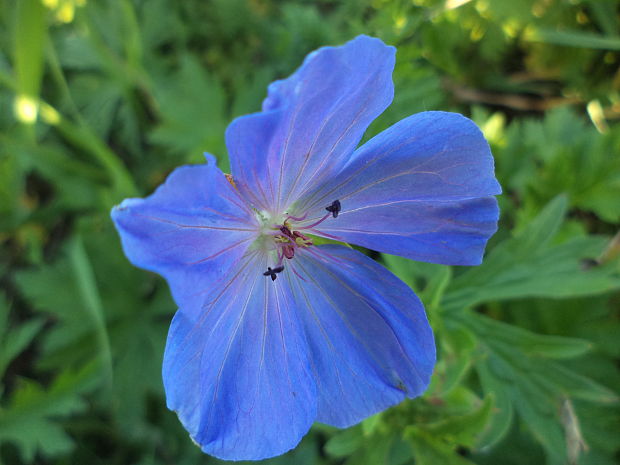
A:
[111,156,258,316]
[226,35,395,213]
[300,112,501,265]
[287,245,435,427]
[163,253,317,461]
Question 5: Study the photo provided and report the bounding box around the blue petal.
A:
[299,112,502,265]
[163,253,317,461]
[289,245,435,427]
[111,156,257,316]
[226,35,395,212]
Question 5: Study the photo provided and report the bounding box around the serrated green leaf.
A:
[455,312,617,461]
[13,224,172,439]
[0,364,99,462]
[0,293,44,377]
[443,196,620,312]
[0,319,44,379]
[149,55,227,161]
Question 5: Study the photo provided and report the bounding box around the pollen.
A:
[224,173,237,190]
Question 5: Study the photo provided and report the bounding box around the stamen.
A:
[263,265,285,281]
[285,212,309,222]
[279,225,294,239]
[298,213,330,230]
[304,228,343,241]
[282,244,295,259]
[289,262,307,282]
[293,231,312,247]
[304,244,350,267]
[325,199,341,218]
[224,173,237,190]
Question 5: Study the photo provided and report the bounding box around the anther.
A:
[263,265,285,281]
[293,231,312,247]
[279,225,294,239]
[282,245,295,259]
[325,200,341,218]
[224,173,237,190]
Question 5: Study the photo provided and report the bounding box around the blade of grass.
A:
[13,0,46,99]
[12,0,46,129]
[525,28,620,51]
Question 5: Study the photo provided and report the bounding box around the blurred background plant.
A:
[1,0,619,464]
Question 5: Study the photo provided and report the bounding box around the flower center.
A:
[260,200,341,281]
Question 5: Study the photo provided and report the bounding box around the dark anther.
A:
[325,199,341,218]
[263,265,285,281]
[282,245,295,260]
[279,225,294,238]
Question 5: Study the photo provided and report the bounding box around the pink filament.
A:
[284,212,309,222]
[298,212,331,230]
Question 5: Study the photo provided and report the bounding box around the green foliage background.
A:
[1,0,619,464]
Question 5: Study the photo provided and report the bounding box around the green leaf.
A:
[382,254,451,304]
[406,428,476,465]
[48,107,138,202]
[419,395,494,448]
[456,312,618,460]
[476,361,514,449]
[0,320,44,381]
[14,252,93,359]
[0,364,99,462]
[324,427,363,458]
[464,313,593,360]
[525,28,620,51]
[586,0,619,36]
[13,0,46,100]
[497,109,620,223]
[432,326,477,396]
[361,413,382,436]
[443,197,620,311]
[13,224,172,438]
[66,235,113,399]
[149,55,227,162]
[343,433,413,465]
[513,194,568,252]
[0,293,44,378]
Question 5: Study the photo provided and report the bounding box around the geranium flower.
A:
[111,35,501,461]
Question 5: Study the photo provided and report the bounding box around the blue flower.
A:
[111,35,501,461]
